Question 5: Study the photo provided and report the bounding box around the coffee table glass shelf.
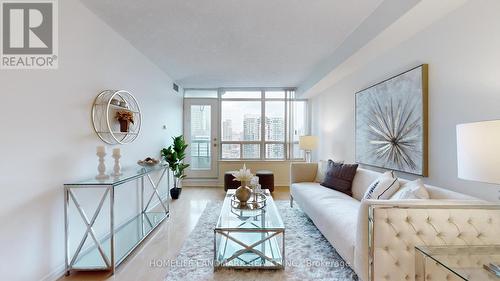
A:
[415,245,500,281]
[214,189,285,269]
[64,164,169,275]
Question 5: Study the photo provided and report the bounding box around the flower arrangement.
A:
[115,110,135,132]
[232,164,254,184]
[115,111,134,124]
[250,176,259,186]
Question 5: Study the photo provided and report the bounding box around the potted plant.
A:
[161,135,189,199]
[115,111,134,132]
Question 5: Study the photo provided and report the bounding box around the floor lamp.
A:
[299,136,318,163]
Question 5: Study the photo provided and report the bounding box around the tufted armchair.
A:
[357,200,500,281]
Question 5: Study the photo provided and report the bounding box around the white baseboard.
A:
[182,178,220,187]
[40,264,65,281]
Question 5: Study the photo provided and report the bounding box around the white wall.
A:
[0,0,183,280]
[310,0,500,201]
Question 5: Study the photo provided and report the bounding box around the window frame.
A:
[218,88,306,161]
[288,99,309,160]
[184,88,308,161]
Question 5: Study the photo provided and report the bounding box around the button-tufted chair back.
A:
[368,204,500,281]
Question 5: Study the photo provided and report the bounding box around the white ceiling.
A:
[80,0,386,88]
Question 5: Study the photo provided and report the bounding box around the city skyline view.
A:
[189,98,306,161]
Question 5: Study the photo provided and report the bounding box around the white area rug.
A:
[164,201,358,281]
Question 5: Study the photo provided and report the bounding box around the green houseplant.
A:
[161,135,189,199]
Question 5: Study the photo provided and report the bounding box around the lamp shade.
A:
[457,120,500,184]
[299,135,318,150]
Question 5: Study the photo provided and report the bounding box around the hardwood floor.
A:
[59,186,290,281]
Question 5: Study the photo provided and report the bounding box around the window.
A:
[190,105,211,169]
[222,91,261,99]
[265,91,286,99]
[221,101,261,141]
[184,89,218,98]
[220,89,307,160]
[265,100,285,158]
[290,100,307,159]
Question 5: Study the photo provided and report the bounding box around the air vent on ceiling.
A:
[172,83,179,92]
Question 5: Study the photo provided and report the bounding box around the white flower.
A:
[232,164,254,182]
[250,176,259,186]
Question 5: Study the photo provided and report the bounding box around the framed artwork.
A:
[355,64,428,176]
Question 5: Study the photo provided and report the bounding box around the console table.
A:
[64,164,169,275]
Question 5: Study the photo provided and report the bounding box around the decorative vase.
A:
[119,120,129,132]
[170,187,181,199]
[235,182,252,207]
[119,101,129,108]
[170,178,182,199]
[111,98,121,106]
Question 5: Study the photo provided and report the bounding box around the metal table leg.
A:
[64,186,70,276]
[141,176,145,236]
[110,186,115,274]
[68,187,111,269]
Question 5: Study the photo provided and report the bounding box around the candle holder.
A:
[96,150,109,180]
[112,149,122,177]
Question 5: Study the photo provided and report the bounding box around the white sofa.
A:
[290,162,500,281]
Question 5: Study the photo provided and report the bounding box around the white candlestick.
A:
[97,145,106,154]
[96,148,109,180]
[112,148,122,177]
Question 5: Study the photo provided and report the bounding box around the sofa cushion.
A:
[290,182,360,265]
[351,168,384,201]
[321,160,358,196]
[391,179,429,200]
[363,171,400,200]
[314,160,328,183]
[291,182,355,203]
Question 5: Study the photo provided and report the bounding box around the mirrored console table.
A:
[64,164,169,275]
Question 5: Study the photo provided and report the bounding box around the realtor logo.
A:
[1,0,58,69]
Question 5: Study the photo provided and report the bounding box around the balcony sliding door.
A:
[184,98,219,178]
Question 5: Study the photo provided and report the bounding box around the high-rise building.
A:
[190,105,211,168]
[243,114,261,158]
[190,106,210,137]
[265,117,285,141]
[265,117,285,158]
[243,114,261,141]
[222,119,232,140]
[240,114,286,159]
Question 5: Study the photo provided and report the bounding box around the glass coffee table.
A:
[214,189,285,269]
[415,245,500,280]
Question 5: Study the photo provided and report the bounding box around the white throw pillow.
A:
[315,160,328,183]
[391,179,430,200]
[363,171,400,200]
